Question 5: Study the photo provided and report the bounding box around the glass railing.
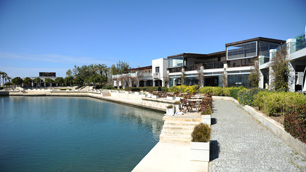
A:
[259,56,269,65]
[295,33,306,52]
[168,67,182,73]
[204,62,223,69]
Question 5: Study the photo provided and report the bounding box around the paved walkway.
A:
[209,100,306,172]
[132,142,208,172]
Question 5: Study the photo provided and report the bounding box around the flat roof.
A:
[225,37,285,47]
[129,65,152,71]
[167,51,225,59]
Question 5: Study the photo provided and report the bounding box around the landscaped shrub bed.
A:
[284,105,306,144]
[124,87,168,92]
[237,88,262,106]
[253,91,306,116]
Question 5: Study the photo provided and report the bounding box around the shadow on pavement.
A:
[210,140,220,161]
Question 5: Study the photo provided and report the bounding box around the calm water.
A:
[0,96,164,172]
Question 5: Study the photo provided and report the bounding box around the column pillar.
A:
[153,79,155,87]
[223,63,228,87]
[288,61,296,92]
[144,80,147,87]
[259,69,264,89]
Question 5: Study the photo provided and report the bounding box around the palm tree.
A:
[0,71,3,87]
[2,72,7,86]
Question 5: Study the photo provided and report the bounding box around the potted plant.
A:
[190,123,210,162]
[166,105,174,116]
[174,101,180,113]
[201,108,212,126]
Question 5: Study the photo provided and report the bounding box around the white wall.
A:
[152,58,168,78]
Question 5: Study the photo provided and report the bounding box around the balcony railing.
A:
[153,72,160,78]
[168,67,182,73]
[185,64,202,71]
[203,62,224,69]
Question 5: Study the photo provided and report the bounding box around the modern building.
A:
[259,32,306,92]
[111,27,306,92]
[167,37,285,88]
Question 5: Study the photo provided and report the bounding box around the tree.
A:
[197,68,203,87]
[64,76,74,86]
[110,61,130,75]
[66,69,72,77]
[33,77,43,87]
[23,77,33,87]
[270,46,289,91]
[23,77,32,84]
[73,76,84,86]
[55,77,64,86]
[1,72,8,86]
[249,60,260,87]
[12,77,23,86]
[45,78,54,87]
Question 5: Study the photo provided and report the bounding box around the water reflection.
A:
[0,96,164,172]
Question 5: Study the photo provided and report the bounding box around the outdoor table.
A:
[187,99,202,112]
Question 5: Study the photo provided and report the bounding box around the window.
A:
[227,41,257,60]
[155,67,160,73]
[168,56,184,68]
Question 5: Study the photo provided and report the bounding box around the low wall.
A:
[213,96,306,158]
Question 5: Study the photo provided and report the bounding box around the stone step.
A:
[159,135,192,143]
[162,125,196,130]
[164,121,201,127]
[161,130,193,136]
[163,117,201,122]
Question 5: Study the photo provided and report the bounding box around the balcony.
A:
[203,62,224,69]
[185,64,202,71]
[168,67,182,73]
[153,72,160,79]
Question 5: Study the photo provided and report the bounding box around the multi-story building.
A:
[167,37,285,88]
[259,32,306,92]
[112,27,306,92]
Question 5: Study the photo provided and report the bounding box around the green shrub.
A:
[223,87,232,96]
[199,87,213,94]
[169,86,179,93]
[237,88,262,106]
[161,87,168,92]
[124,87,132,91]
[229,88,241,100]
[253,91,306,116]
[212,87,223,96]
[102,84,114,89]
[191,123,211,142]
[146,87,158,92]
[201,108,212,115]
[167,105,173,108]
[0,87,4,90]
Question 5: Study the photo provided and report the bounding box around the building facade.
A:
[111,27,306,92]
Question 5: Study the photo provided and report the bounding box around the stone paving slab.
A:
[132,142,208,172]
[209,100,306,172]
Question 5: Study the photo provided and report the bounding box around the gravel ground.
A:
[209,100,306,172]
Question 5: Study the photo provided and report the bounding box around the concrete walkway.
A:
[132,142,208,172]
[209,100,306,172]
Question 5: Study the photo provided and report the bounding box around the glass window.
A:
[155,67,160,73]
[259,41,280,57]
[228,74,250,87]
[168,56,184,68]
[227,41,257,60]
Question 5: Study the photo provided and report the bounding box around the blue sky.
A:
[0,0,305,78]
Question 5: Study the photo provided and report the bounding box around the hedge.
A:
[253,91,306,116]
